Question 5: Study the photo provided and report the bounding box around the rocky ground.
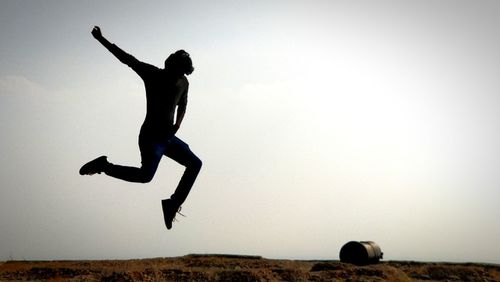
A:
[1,254,499,281]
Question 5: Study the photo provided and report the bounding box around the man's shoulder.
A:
[134,62,162,78]
[141,61,161,72]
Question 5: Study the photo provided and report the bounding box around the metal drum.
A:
[339,241,383,265]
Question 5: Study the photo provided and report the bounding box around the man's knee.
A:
[139,175,153,183]
[191,157,202,171]
[139,169,155,183]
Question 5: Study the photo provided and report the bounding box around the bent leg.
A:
[164,136,202,206]
[104,163,158,183]
[104,138,166,183]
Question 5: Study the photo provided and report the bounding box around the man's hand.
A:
[91,26,103,40]
[172,124,180,135]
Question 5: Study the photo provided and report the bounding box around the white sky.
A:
[1,0,499,263]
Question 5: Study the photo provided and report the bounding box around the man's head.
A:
[164,50,194,76]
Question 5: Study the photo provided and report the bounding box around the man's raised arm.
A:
[91,26,140,68]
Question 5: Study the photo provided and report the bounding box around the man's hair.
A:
[165,50,194,75]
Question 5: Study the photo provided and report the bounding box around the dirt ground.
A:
[1,254,499,281]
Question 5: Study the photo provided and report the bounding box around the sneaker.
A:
[162,199,184,230]
[79,156,108,175]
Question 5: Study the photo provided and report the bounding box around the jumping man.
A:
[80,26,202,230]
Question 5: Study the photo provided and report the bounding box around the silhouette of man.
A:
[80,26,202,230]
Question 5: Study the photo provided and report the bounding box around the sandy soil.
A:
[1,254,499,281]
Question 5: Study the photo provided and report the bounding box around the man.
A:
[80,26,202,230]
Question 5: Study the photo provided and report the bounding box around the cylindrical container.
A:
[339,241,383,265]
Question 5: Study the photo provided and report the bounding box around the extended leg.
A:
[164,136,202,206]
[161,137,202,230]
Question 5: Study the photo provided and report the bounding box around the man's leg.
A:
[104,160,159,183]
[83,136,166,183]
[105,138,165,183]
[161,136,202,230]
[164,136,202,206]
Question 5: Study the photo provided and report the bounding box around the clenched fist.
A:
[91,26,103,40]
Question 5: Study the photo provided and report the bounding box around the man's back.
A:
[139,68,188,138]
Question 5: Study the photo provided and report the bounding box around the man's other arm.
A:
[173,84,188,134]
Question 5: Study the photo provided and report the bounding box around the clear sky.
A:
[1,0,499,263]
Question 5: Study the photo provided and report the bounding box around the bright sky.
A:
[1,0,499,263]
